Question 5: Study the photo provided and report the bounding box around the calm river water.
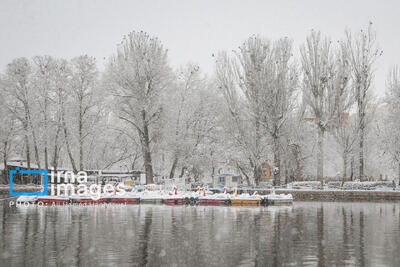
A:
[1,200,400,266]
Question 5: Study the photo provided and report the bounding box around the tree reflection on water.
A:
[0,201,399,266]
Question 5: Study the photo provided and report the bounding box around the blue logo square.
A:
[9,168,48,196]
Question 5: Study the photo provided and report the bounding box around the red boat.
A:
[163,198,183,205]
[198,188,231,206]
[70,196,107,204]
[163,186,183,205]
[109,196,140,204]
[199,198,227,205]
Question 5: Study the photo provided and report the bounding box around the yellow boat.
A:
[231,199,261,206]
[230,189,261,206]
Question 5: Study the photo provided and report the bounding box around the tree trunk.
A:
[350,156,354,181]
[358,93,365,182]
[30,127,41,169]
[44,97,49,171]
[254,165,262,186]
[237,163,251,185]
[62,115,78,173]
[23,117,31,183]
[273,136,281,186]
[44,146,48,170]
[141,110,153,184]
[143,146,153,184]
[342,151,348,186]
[398,163,400,186]
[169,156,178,179]
[254,115,261,186]
[294,147,302,181]
[193,167,200,182]
[53,124,61,178]
[79,103,84,171]
[359,125,364,181]
[28,110,41,170]
[3,148,8,184]
[317,126,324,182]
[284,164,289,185]
[179,166,186,178]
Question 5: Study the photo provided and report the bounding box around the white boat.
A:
[16,196,38,204]
[264,191,293,205]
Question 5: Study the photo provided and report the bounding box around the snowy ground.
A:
[1,181,399,193]
[284,181,399,191]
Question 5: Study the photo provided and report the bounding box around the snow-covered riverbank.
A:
[2,181,400,202]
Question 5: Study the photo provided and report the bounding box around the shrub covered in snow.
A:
[327,181,342,189]
[326,181,394,190]
[342,181,393,190]
[290,181,322,189]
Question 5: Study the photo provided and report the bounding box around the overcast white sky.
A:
[1,0,399,95]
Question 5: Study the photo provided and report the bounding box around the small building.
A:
[0,157,41,184]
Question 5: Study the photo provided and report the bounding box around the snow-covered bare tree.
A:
[3,58,36,172]
[259,38,298,185]
[32,55,57,170]
[283,111,314,182]
[174,77,219,181]
[166,64,201,178]
[70,55,99,171]
[216,37,297,185]
[301,31,332,181]
[216,37,270,185]
[301,31,352,181]
[345,23,381,180]
[331,114,357,182]
[0,78,18,183]
[383,66,400,184]
[216,36,298,185]
[106,31,171,184]
[327,44,356,182]
[50,59,71,172]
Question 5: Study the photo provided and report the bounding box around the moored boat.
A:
[199,198,228,205]
[16,196,38,204]
[109,194,140,204]
[163,197,183,205]
[231,191,261,206]
[199,187,231,206]
[37,196,69,205]
[70,195,107,204]
[163,186,184,205]
[231,198,261,206]
[264,191,293,205]
[140,197,163,204]
[140,190,165,204]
